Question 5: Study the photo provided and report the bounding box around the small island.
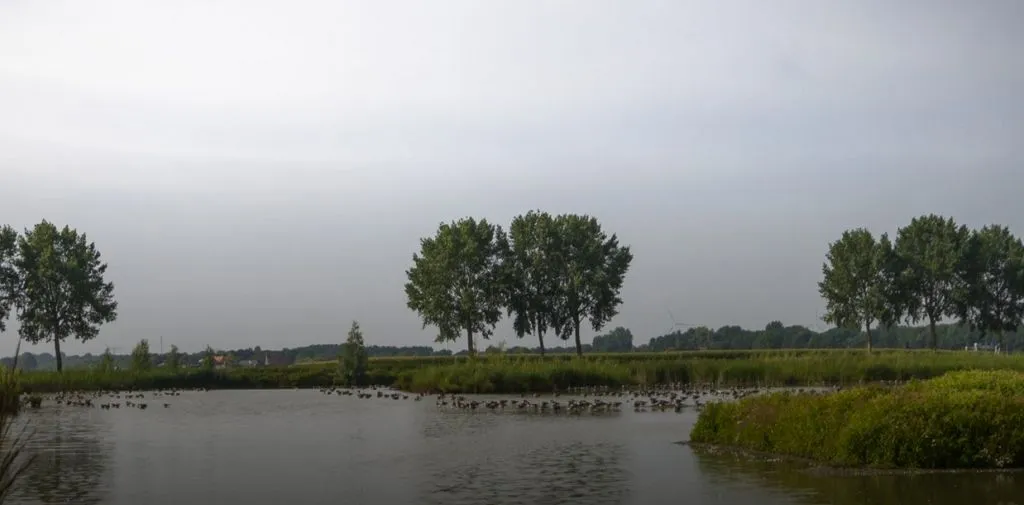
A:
[689,370,1024,470]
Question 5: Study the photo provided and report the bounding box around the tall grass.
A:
[394,350,1024,393]
[689,370,1024,469]
[17,350,1024,394]
[0,368,34,504]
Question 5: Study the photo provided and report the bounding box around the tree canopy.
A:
[591,326,633,353]
[547,214,633,356]
[956,225,1024,348]
[894,214,971,348]
[405,217,509,355]
[0,225,19,335]
[505,210,559,355]
[131,339,151,372]
[818,228,896,352]
[339,320,368,386]
[405,212,632,356]
[166,344,181,370]
[14,221,118,372]
[821,214,1023,352]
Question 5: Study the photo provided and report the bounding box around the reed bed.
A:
[15,350,1024,394]
[0,368,34,504]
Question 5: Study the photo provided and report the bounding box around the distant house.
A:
[212,355,228,369]
[263,351,290,367]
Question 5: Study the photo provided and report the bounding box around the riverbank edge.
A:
[683,442,1024,476]
[15,351,1024,394]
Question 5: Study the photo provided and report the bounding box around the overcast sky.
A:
[1,0,1023,356]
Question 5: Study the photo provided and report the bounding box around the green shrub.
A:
[690,370,1024,469]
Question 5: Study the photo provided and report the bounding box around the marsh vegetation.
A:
[690,370,1024,469]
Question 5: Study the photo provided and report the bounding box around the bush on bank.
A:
[689,370,1024,469]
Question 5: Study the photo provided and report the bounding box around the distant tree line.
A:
[405,211,633,356]
[0,343,456,371]
[7,318,1021,372]
[819,214,1024,351]
[642,321,1022,352]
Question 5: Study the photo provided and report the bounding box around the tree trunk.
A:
[535,322,545,356]
[573,318,582,357]
[466,328,475,356]
[54,336,63,373]
[998,330,1005,353]
[865,323,873,353]
[928,319,938,350]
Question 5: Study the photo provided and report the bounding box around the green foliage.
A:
[894,215,971,348]
[131,339,151,372]
[97,348,115,373]
[956,225,1024,349]
[0,225,19,335]
[15,220,118,371]
[166,345,181,370]
[15,354,35,372]
[394,357,633,394]
[690,370,1024,469]
[592,326,633,352]
[505,210,559,355]
[14,349,1024,394]
[201,345,215,371]
[389,350,1024,393]
[822,215,1024,352]
[405,217,509,355]
[819,228,896,351]
[547,214,633,356]
[404,212,632,356]
[0,367,34,503]
[339,320,368,387]
[0,368,20,416]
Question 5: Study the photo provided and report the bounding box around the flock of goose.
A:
[24,384,837,416]
[23,388,201,411]
[312,383,830,416]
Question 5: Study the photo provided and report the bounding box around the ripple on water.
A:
[423,440,629,505]
[9,389,1022,505]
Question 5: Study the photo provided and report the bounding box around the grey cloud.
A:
[1,0,1022,355]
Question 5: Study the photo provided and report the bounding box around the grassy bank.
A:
[16,350,1024,394]
[689,370,1024,469]
[390,350,1024,393]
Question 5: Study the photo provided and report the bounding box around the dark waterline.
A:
[12,390,1024,505]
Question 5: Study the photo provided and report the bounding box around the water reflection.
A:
[420,409,503,439]
[14,409,111,505]
[693,447,1024,505]
[16,390,1023,505]
[424,439,628,505]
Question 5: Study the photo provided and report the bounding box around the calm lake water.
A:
[11,389,1024,505]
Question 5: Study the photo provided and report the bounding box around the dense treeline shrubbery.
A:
[819,215,1024,351]
[690,370,1024,469]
